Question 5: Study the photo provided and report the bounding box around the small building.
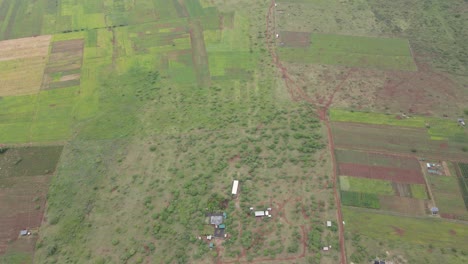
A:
[210,215,224,225]
[323,246,329,251]
[209,242,214,249]
[255,211,266,217]
[218,224,225,229]
[232,180,239,195]
[207,235,212,240]
[326,221,332,227]
[458,118,465,126]
[19,230,28,236]
[431,207,439,215]
[223,212,227,219]
[426,163,431,168]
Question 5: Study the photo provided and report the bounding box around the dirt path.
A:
[265,1,348,263]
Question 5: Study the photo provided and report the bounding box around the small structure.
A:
[431,207,439,215]
[207,235,212,240]
[209,242,214,249]
[254,210,271,217]
[458,118,465,127]
[232,180,239,196]
[218,224,225,229]
[19,230,29,236]
[323,246,329,251]
[210,215,224,225]
[223,212,227,219]
[326,221,332,227]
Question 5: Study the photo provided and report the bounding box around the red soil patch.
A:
[228,154,240,165]
[449,229,457,236]
[392,226,405,236]
[339,163,425,184]
[280,31,311,47]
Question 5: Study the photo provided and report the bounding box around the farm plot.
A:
[427,175,468,221]
[0,146,63,178]
[278,33,416,70]
[335,149,421,170]
[379,196,427,216]
[0,35,51,96]
[457,163,468,210]
[339,176,393,195]
[41,39,84,90]
[0,146,62,258]
[331,122,468,160]
[343,207,468,252]
[0,175,51,256]
[338,163,425,184]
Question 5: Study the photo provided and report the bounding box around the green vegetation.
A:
[330,109,426,128]
[279,33,416,70]
[343,206,468,250]
[339,176,394,195]
[0,252,32,264]
[427,175,468,221]
[340,191,380,209]
[410,184,428,200]
[457,163,468,210]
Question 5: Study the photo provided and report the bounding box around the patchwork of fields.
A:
[0,0,467,263]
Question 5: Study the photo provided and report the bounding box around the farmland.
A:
[279,33,417,70]
[0,146,62,261]
[0,0,466,263]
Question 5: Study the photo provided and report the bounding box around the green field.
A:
[343,206,468,249]
[410,184,428,200]
[279,33,416,70]
[339,176,394,195]
[340,191,381,209]
[330,109,468,142]
[427,175,468,221]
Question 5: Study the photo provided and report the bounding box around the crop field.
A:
[338,163,425,184]
[335,149,421,170]
[0,0,466,263]
[343,207,468,264]
[41,39,84,90]
[0,35,51,96]
[0,146,62,259]
[427,175,468,221]
[330,109,468,142]
[339,176,393,195]
[278,33,417,70]
[457,163,468,210]
[331,122,468,161]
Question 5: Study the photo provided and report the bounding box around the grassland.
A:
[343,206,468,263]
[279,33,416,70]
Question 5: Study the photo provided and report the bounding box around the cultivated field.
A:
[0,146,62,261]
[279,33,416,70]
[343,206,468,264]
[0,0,466,264]
[0,35,51,96]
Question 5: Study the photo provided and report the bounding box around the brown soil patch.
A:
[0,175,52,255]
[449,229,457,236]
[280,31,311,47]
[392,226,405,236]
[339,163,425,184]
[0,35,51,62]
[41,39,84,90]
[380,196,426,216]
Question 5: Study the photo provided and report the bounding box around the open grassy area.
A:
[279,33,416,70]
[339,176,394,195]
[344,207,468,250]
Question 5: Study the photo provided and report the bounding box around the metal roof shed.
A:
[255,211,266,217]
[232,180,239,195]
